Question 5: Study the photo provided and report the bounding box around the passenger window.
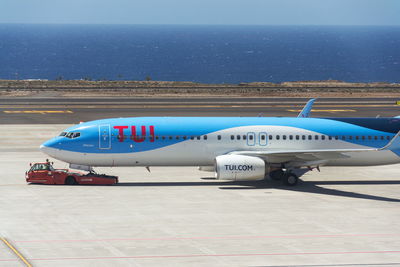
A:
[249,135,254,140]
[355,136,359,140]
[217,135,221,140]
[231,135,234,140]
[368,136,372,140]
[349,136,353,140]
[176,136,180,140]
[162,136,166,140]
[315,135,319,140]
[190,136,194,140]
[203,135,207,140]
[169,136,173,140]
[321,135,325,140]
[308,135,312,140]
[361,136,365,140]
[302,135,306,140]
[342,136,346,140]
[328,136,332,140]
[276,135,280,140]
[197,136,201,140]
[261,135,266,140]
[243,135,247,140]
[387,136,391,140]
[289,135,293,140]
[295,135,299,140]
[335,136,339,140]
[236,135,241,140]
[282,135,287,140]
[374,136,378,140]
[269,135,273,140]
[380,136,384,140]
[183,136,187,140]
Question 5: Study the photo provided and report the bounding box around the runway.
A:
[1,97,399,124]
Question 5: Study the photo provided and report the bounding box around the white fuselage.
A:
[42,125,400,167]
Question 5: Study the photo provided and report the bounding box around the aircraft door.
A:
[259,132,267,146]
[99,125,111,149]
[247,132,256,146]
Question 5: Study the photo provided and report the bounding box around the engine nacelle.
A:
[215,155,266,181]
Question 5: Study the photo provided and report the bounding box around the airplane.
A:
[40,99,400,186]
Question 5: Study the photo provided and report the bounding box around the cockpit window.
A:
[60,132,67,136]
[64,132,81,139]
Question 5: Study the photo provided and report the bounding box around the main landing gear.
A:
[269,169,299,186]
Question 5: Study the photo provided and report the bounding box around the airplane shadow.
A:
[220,179,400,203]
[116,179,400,203]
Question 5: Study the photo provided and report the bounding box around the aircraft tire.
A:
[269,169,285,180]
[283,172,298,186]
[65,176,77,185]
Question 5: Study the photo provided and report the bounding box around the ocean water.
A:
[0,24,399,83]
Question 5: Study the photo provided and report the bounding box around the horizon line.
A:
[0,23,399,27]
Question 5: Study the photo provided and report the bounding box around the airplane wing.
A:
[230,130,400,168]
[231,148,365,168]
[297,98,316,118]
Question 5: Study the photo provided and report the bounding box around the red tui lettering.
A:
[131,126,146,142]
[113,126,128,142]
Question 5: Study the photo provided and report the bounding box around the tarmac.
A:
[1,99,400,266]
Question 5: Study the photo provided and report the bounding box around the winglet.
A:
[298,98,316,118]
[380,130,400,151]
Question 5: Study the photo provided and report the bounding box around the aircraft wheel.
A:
[283,172,298,186]
[269,169,285,180]
[65,176,77,185]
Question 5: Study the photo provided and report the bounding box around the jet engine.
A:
[215,155,266,181]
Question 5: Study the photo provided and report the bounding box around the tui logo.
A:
[113,125,155,142]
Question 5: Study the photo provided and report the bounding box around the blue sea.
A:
[0,24,399,83]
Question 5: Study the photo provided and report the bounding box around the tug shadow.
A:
[117,178,400,202]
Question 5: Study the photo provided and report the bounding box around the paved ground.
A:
[1,125,400,266]
[1,97,399,124]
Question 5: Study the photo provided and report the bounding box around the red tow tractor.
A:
[26,161,118,185]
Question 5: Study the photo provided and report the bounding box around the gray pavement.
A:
[1,97,400,124]
[1,124,400,266]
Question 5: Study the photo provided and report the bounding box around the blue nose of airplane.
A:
[40,138,60,158]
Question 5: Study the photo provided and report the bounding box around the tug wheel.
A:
[65,176,77,185]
